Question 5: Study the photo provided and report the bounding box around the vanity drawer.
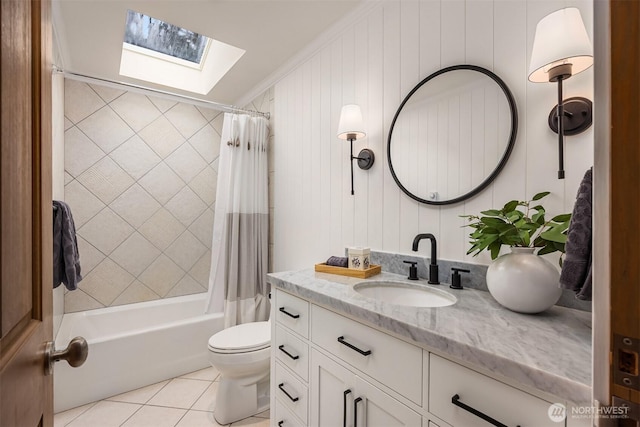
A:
[275,290,310,339]
[275,398,305,427]
[429,354,556,427]
[310,304,422,405]
[275,325,309,382]
[275,361,308,424]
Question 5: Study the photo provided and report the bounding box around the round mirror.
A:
[387,65,517,205]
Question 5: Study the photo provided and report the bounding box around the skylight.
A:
[124,11,209,65]
[119,10,245,95]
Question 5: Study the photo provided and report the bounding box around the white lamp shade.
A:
[528,8,593,82]
[337,104,366,140]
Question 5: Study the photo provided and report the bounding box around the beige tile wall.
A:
[64,79,273,312]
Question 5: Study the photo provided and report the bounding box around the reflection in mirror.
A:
[388,65,517,205]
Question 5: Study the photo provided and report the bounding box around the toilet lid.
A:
[208,321,270,352]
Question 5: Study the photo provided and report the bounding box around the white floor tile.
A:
[54,402,96,427]
[66,401,141,427]
[105,380,169,404]
[180,366,219,381]
[147,378,210,409]
[230,416,270,427]
[175,410,227,427]
[191,382,219,412]
[121,405,187,427]
[56,368,271,427]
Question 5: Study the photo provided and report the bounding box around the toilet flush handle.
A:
[44,336,88,376]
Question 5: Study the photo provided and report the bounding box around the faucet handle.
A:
[403,260,419,280]
[450,267,470,289]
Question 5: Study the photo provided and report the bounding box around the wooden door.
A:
[0,0,53,426]
[609,0,640,414]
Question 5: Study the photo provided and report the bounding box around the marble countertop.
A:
[267,269,592,404]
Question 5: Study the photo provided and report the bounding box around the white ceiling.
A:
[53,0,362,104]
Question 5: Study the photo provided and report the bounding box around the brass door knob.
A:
[44,336,88,376]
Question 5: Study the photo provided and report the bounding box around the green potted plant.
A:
[461,192,571,314]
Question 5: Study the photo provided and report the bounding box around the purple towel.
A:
[53,200,82,290]
[559,168,592,301]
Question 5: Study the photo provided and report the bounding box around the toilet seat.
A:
[208,321,270,354]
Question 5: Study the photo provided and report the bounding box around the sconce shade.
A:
[528,8,593,83]
[337,104,366,140]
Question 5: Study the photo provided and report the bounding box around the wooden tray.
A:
[314,263,381,278]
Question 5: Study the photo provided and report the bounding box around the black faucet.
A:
[412,233,439,284]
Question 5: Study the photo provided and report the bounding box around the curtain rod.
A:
[53,67,270,120]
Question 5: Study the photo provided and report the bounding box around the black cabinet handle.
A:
[278,382,299,402]
[278,422,284,427]
[343,389,351,427]
[279,307,300,319]
[338,336,372,356]
[278,345,300,360]
[354,397,363,427]
[451,394,509,427]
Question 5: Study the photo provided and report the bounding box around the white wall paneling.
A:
[382,1,401,253]
[273,0,594,272]
[418,0,442,259]
[367,6,385,251]
[399,1,421,256]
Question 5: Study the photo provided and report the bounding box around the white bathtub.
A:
[54,293,223,412]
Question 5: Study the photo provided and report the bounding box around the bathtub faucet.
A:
[412,233,439,285]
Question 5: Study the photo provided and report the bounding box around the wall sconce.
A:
[529,7,593,179]
[337,104,374,195]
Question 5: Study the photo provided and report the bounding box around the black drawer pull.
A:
[338,336,372,356]
[278,382,299,402]
[451,394,509,427]
[354,396,363,427]
[278,421,284,427]
[278,345,300,360]
[343,389,352,427]
[279,307,300,319]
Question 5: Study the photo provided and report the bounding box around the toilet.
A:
[207,321,271,425]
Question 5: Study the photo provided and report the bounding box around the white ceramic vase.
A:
[486,247,562,314]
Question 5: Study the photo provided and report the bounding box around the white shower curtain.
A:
[205,113,270,327]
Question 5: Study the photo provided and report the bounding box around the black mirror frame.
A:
[387,64,518,206]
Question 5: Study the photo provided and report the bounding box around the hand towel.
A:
[559,167,592,300]
[53,200,82,290]
[326,256,348,268]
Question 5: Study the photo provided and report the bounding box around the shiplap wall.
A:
[273,0,594,271]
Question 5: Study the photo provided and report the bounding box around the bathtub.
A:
[54,293,223,412]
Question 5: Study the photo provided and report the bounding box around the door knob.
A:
[44,336,88,376]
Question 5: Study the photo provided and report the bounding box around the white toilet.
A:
[207,321,271,425]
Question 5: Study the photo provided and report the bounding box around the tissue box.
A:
[348,247,371,270]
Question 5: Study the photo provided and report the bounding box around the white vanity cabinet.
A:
[310,348,422,427]
[272,288,569,427]
[272,290,311,427]
[310,305,423,405]
[428,354,557,427]
[273,289,423,427]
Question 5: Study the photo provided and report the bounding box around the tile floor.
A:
[54,367,270,427]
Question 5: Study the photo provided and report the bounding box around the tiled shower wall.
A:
[63,79,274,312]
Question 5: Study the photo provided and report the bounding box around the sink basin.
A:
[354,281,457,308]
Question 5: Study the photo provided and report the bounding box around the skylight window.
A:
[119,10,245,95]
[124,11,209,65]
